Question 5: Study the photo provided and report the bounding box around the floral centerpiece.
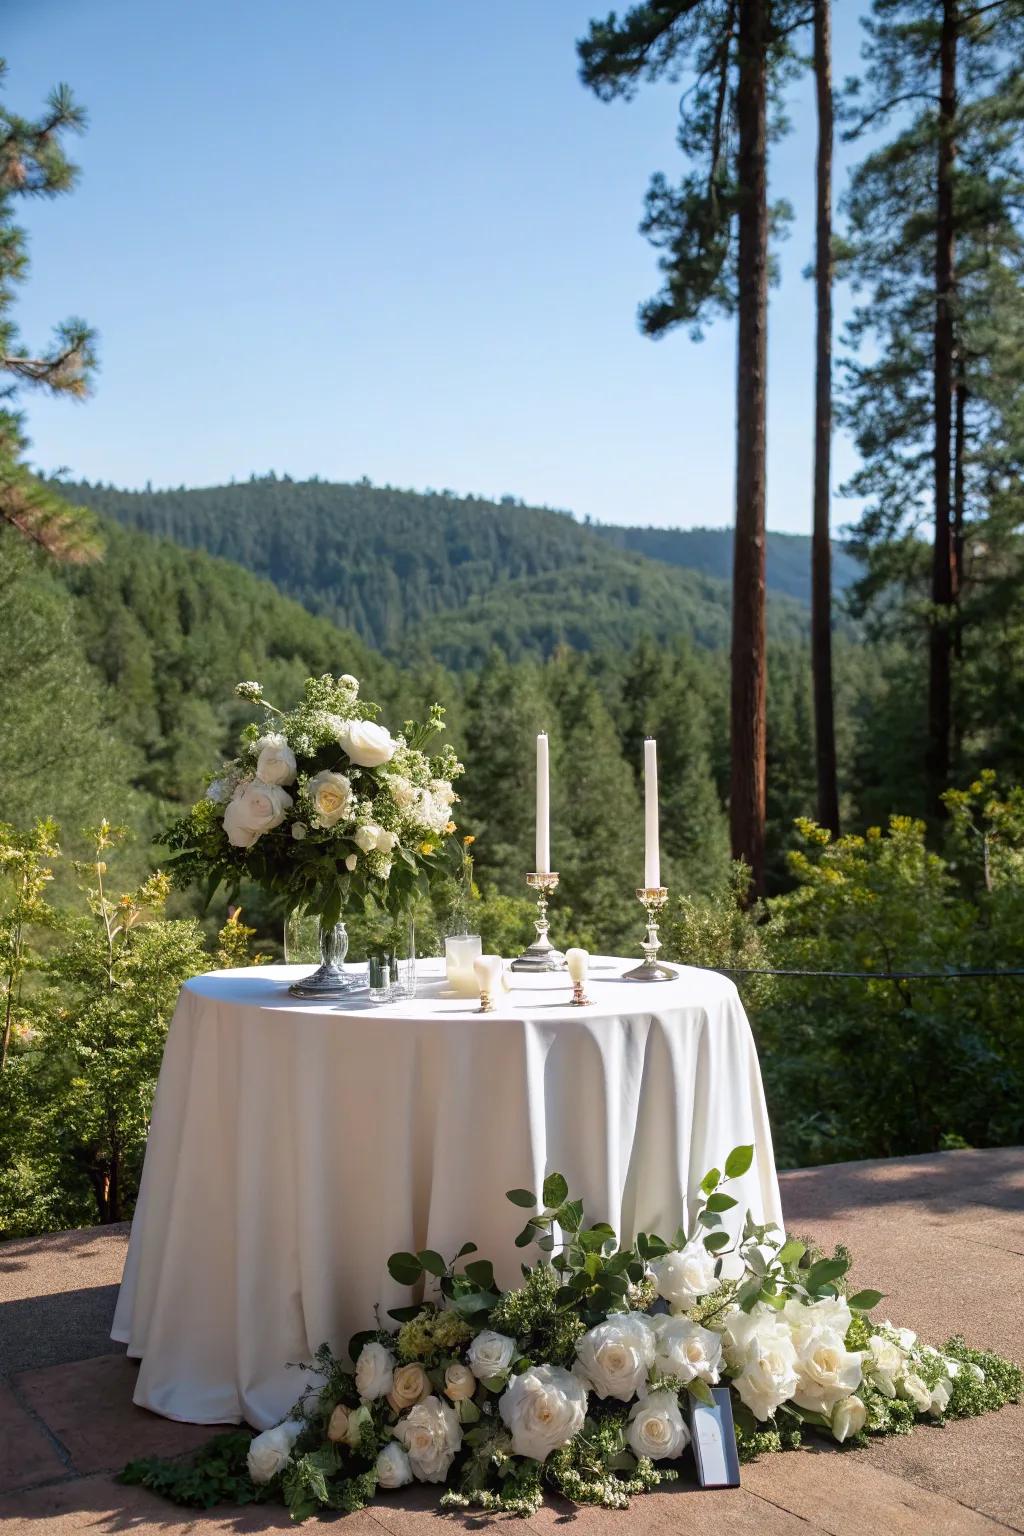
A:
[163,674,463,992]
[122,1146,1021,1518]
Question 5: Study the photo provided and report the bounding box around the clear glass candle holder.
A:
[367,953,392,1004]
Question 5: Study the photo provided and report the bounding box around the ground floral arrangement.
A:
[163,673,463,925]
[123,1146,1021,1519]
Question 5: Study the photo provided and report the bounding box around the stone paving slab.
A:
[0,1149,1020,1535]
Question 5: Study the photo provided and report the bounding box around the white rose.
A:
[376,827,399,852]
[574,1314,654,1401]
[882,1321,917,1351]
[929,1376,953,1416]
[725,1314,800,1422]
[443,1363,477,1402]
[246,1419,304,1483]
[627,1390,691,1461]
[340,674,359,694]
[784,1294,852,1340]
[255,733,297,787]
[337,718,396,768]
[394,1395,462,1483]
[307,769,353,829]
[969,1362,986,1384]
[223,779,292,847]
[831,1394,867,1443]
[291,822,307,840]
[354,824,382,853]
[651,1240,717,1313]
[388,774,417,808]
[651,1315,723,1386]
[467,1331,516,1380]
[790,1322,862,1414]
[354,1340,395,1402]
[375,1441,413,1489]
[345,852,358,871]
[388,1362,430,1413]
[499,1364,588,1462]
[900,1372,932,1413]
[864,1333,904,1398]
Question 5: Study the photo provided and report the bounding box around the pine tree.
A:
[0,59,98,561]
[841,0,1024,812]
[578,0,808,893]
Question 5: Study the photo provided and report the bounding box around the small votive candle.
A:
[565,948,589,983]
[565,947,592,1005]
[473,953,503,1013]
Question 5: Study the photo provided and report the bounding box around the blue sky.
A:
[8,0,870,533]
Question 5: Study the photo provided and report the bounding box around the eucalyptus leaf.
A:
[543,1172,569,1208]
[724,1144,754,1179]
[387,1252,423,1286]
[506,1188,536,1209]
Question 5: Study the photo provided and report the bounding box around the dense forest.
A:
[63,477,821,665]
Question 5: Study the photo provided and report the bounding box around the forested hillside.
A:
[61,477,812,662]
[592,523,860,603]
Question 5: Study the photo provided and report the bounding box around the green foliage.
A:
[120,1432,260,1509]
[0,822,262,1236]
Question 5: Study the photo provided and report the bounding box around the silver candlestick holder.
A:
[511,872,567,972]
[622,886,676,982]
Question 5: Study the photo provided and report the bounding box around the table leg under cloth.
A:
[112,960,783,1429]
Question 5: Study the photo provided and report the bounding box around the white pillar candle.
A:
[644,737,661,889]
[565,947,589,984]
[535,732,550,874]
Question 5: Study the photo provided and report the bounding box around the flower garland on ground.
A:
[122,1145,1022,1518]
[162,674,463,926]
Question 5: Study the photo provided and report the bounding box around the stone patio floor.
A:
[1,1148,1022,1535]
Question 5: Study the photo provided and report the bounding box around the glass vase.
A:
[288,917,356,998]
[390,917,417,1000]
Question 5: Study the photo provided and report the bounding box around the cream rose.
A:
[354,824,382,853]
[326,1404,351,1443]
[929,1376,952,1416]
[831,1394,867,1443]
[443,1363,477,1403]
[467,1330,516,1380]
[651,1315,723,1386]
[388,1362,430,1413]
[246,1419,304,1483]
[499,1364,588,1462]
[790,1322,862,1415]
[574,1314,654,1401]
[340,674,359,694]
[375,1441,413,1489]
[223,779,292,847]
[345,852,358,871]
[291,822,307,840]
[627,1391,691,1461]
[394,1395,462,1483]
[354,1340,395,1402]
[651,1240,717,1313]
[337,718,396,768]
[307,769,353,829]
[255,733,297,787]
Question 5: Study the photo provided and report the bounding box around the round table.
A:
[112,958,783,1429]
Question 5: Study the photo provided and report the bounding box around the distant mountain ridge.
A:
[61,477,832,668]
[591,523,860,603]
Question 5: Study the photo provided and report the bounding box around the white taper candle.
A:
[535,732,550,874]
[644,737,661,889]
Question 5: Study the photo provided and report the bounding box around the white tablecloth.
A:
[112,958,782,1428]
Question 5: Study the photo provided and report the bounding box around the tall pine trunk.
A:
[953,368,966,661]
[811,0,839,836]
[928,0,957,814]
[731,0,770,894]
